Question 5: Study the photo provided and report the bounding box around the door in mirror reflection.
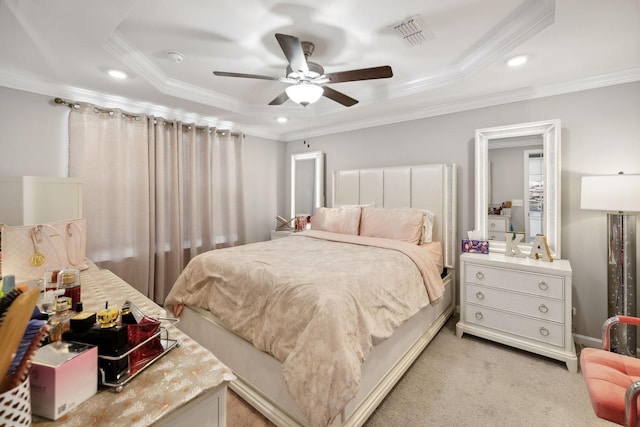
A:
[525,150,543,242]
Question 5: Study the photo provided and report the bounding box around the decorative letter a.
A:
[529,234,553,262]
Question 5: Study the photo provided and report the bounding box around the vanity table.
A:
[456,252,577,372]
[32,263,235,426]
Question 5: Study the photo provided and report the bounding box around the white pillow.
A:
[311,207,361,235]
[359,207,424,244]
[422,210,435,243]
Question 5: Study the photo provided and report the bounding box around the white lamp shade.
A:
[581,174,640,212]
[286,83,324,105]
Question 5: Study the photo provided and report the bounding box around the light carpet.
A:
[227,316,615,426]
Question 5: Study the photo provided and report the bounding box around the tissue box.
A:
[461,239,489,254]
[29,341,98,420]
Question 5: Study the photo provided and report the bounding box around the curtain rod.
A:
[53,97,243,137]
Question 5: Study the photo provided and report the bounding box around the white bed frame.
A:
[177,164,457,426]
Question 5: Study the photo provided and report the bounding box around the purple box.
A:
[461,239,489,254]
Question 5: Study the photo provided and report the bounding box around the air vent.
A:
[391,15,434,46]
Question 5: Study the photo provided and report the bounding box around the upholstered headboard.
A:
[332,164,457,269]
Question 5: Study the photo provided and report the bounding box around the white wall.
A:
[0,87,68,176]
[243,134,286,242]
[0,85,285,245]
[286,82,640,342]
[4,82,640,342]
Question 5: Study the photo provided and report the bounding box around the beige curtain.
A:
[68,106,151,294]
[69,106,246,303]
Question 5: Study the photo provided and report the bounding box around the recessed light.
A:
[506,55,528,67]
[107,69,128,79]
[276,117,288,123]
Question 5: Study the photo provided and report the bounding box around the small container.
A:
[57,269,80,309]
[48,297,73,343]
[44,268,61,292]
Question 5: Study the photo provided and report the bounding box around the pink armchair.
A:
[581,315,640,426]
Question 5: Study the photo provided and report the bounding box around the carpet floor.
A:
[227,316,616,426]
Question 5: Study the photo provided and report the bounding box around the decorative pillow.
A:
[359,207,424,244]
[422,209,435,243]
[311,207,361,235]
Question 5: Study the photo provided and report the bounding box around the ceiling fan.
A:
[213,33,393,107]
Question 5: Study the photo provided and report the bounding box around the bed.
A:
[165,163,457,427]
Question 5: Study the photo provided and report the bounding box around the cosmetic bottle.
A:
[58,268,81,309]
[48,296,74,342]
[62,304,129,382]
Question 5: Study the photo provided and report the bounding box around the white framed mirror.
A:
[291,151,324,219]
[475,119,561,258]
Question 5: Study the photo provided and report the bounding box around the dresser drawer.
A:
[463,303,564,347]
[465,263,564,300]
[488,217,508,231]
[488,232,506,241]
[465,284,564,323]
[487,216,509,240]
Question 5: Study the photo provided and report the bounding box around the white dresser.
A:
[487,214,510,241]
[456,252,577,373]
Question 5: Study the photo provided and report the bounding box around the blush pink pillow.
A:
[359,207,424,244]
[311,207,361,235]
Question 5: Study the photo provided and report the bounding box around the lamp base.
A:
[607,213,637,356]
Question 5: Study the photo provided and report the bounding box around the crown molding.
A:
[278,67,640,141]
[1,65,638,143]
[457,0,555,76]
[100,0,555,119]
[103,31,244,113]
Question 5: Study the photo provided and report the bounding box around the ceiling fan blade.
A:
[275,33,309,75]
[213,71,279,81]
[268,92,290,105]
[322,86,358,107]
[324,65,393,83]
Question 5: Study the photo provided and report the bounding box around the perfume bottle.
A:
[63,304,129,382]
[58,268,81,309]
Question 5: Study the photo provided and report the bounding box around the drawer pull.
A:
[475,312,484,320]
[475,291,485,300]
[538,281,549,291]
[475,271,485,280]
[539,327,550,337]
[538,304,549,313]
[490,222,496,228]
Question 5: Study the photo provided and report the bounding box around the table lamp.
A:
[581,172,640,356]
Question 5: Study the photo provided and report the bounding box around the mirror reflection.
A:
[488,136,543,243]
[291,151,324,219]
[475,120,561,258]
[294,158,316,216]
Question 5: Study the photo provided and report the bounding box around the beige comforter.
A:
[165,230,444,426]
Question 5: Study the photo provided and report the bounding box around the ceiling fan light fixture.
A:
[286,83,323,106]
